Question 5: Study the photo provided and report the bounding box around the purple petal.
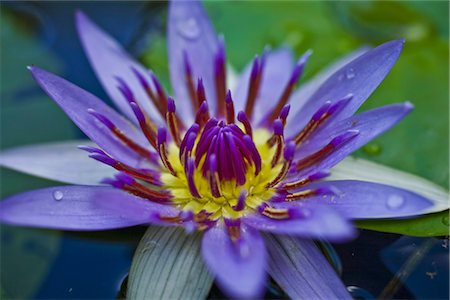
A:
[293,102,413,178]
[285,40,404,137]
[287,47,369,127]
[0,186,179,230]
[0,141,115,185]
[288,180,433,219]
[168,0,219,122]
[75,11,163,125]
[244,203,356,242]
[201,224,267,299]
[29,66,148,167]
[234,47,294,122]
[266,234,352,299]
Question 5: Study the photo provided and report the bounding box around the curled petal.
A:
[201,223,267,299]
[0,186,179,230]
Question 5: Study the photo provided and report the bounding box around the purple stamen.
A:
[214,36,227,116]
[225,90,235,124]
[312,101,332,121]
[88,109,114,130]
[237,111,253,138]
[232,190,247,211]
[186,158,201,198]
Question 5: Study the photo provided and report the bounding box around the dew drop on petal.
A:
[386,194,404,210]
[346,68,355,79]
[53,190,63,201]
[176,17,201,40]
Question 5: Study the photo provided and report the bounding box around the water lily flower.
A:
[0,1,443,299]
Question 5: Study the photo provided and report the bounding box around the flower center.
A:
[161,122,284,220]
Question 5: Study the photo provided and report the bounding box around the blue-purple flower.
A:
[0,1,439,299]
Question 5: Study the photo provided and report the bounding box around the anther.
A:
[285,186,337,201]
[180,123,200,159]
[87,109,154,159]
[129,102,157,149]
[166,98,182,146]
[296,130,359,171]
[89,151,160,185]
[267,50,312,123]
[114,172,170,202]
[130,68,159,109]
[195,101,210,128]
[279,104,291,127]
[242,135,262,175]
[208,154,222,198]
[294,94,353,145]
[258,203,293,220]
[237,111,253,138]
[232,190,247,211]
[270,119,285,167]
[225,90,235,124]
[279,170,330,190]
[266,141,295,188]
[157,127,176,176]
[186,157,201,198]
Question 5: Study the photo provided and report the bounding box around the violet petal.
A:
[0,186,179,230]
[168,0,219,122]
[293,102,413,178]
[201,223,267,299]
[76,11,163,125]
[266,234,352,299]
[286,40,404,137]
[29,66,148,167]
[244,203,356,242]
[234,47,294,122]
[286,180,433,219]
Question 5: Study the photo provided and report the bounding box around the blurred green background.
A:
[0,1,448,299]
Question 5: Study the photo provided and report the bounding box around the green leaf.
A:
[127,226,213,299]
[356,210,449,237]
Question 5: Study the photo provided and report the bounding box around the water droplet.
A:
[346,68,355,79]
[347,286,374,299]
[176,17,201,40]
[442,215,449,226]
[386,194,404,210]
[53,190,63,201]
[362,143,382,156]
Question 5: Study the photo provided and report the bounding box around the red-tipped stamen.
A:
[269,119,284,167]
[129,102,158,149]
[267,50,311,123]
[237,111,253,139]
[157,127,176,176]
[166,98,182,146]
[87,109,154,159]
[266,141,295,188]
[232,189,247,211]
[186,157,201,198]
[295,130,359,171]
[225,90,235,124]
[195,101,210,129]
[279,170,330,190]
[208,154,222,198]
